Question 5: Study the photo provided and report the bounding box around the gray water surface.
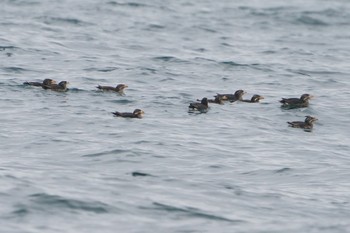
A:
[1,0,350,232]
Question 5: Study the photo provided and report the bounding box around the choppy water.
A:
[1,0,350,232]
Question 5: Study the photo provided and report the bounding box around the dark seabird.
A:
[242,94,264,103]
[97,84,128,95]
[189,97,209,112]
[112,109,144,118]
[287,116,318,130]
[24,79,56,87]
[43,81,69,92]
[280,94,313,109]
[215,90,245,102]
[41,79,58,90]
[197,96,224,105]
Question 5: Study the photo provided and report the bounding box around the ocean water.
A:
[1,0,350,232]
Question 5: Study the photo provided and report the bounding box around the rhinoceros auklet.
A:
[112,109,144,118]
[43,81,69,92]
[287,116,318,129]
[215,90,245,102]
[197,96,224,105]
[280,94,313,109]
[242,94,264,103]
[97,84,128,95]
[24,79,56,87]
[189,97,209,112]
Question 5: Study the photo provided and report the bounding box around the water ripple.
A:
[107,1,150,8]
[29,193,111,213]
[296,15,328,26]
[82,149,130,157]
[38,16,92,26]
[274,167,292,174]
[153,56,188,63]
[2,67,27,73]
[131,171,153,177]
[147,202,245,223]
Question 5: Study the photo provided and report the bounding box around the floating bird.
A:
[242,94,264,103]
[41,79,58,89]
[43,81,69,92]
[112,109,144,118]
[197,96,224,105]
[287,116,318,130]
[280,94,313,109]
[97,84,128,95]
[189,97,209,112]
[24,79,56,87]
[215,90,245,102]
